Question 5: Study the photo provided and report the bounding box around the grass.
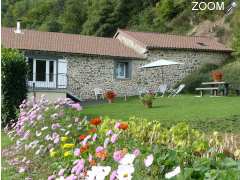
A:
[81,95,240,133]
[1,132,19,180]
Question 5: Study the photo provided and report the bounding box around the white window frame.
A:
[27,58,57,88]
[116,62,127,79]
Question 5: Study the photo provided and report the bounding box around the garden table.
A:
[201,81,229,96]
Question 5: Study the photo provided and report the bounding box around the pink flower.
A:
[74,148,80,157]
[113,150,124,162]
[106,130,113,136]
[111,134,118,143]
[71,159,84,175]
[71,103,82,111]
[144,154,153,167]
[110,170,117,180]
[58,169,65,176]
[114,122,120,129]
[48,175,56,180]
[96,146,104,153]
[52,123,61,130]
[133,149,140,157]
[65,174,77,180]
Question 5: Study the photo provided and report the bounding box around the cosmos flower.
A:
[86,166,111,180]
[90,117,102,126]
[165,166,181,179]
[144,154,153,167]
[111,134,118,143]
[117,165,134,180]
[113,150,125,162]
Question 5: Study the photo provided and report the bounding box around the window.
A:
[49,61,54,82]
[115,61,131,79]
[28,58,33,81]
[36,60,46,81]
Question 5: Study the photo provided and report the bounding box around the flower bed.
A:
[3,96,240,180]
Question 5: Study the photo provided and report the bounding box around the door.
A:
[27,58,56,88]
[57,59,67,88]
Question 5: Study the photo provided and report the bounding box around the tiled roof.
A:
[1,27,144,59]
[116,29,232,52]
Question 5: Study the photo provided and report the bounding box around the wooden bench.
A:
[195,87,218,96]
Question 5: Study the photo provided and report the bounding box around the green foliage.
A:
[221,60,240,90]
[179,63,220,93]
[230,1,240,58]
[2,0,235,37]
[1,48,28,126]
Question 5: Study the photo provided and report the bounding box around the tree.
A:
[61,0,86,34]
[1,48,28,127]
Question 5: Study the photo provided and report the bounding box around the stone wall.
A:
[67,50,230,99]
[23,49,230,100]
[146,49,230,87]
[67,55,149,99]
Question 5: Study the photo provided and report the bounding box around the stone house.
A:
[1,26,232,100]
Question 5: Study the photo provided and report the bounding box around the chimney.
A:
[14,20,22,34]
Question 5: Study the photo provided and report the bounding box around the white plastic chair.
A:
[168,84,185,96]
[155,84,168,97]
[93,88,104,100]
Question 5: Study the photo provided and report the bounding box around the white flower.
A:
[144,154,153,167]
[119,154,136,165]
[35,131,42,137]
[117,165,134,180]
[86,166,111,180]
[41,126,48,131]
[56,177,64,180]
[35,149,41,155]
[103,138,110,148]
[165,166,181,179]
[18,167,26,173]
[65,131,70,135]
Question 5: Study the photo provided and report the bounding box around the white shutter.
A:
[58,59,67,88]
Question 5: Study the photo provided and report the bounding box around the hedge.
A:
[1,48,28,127]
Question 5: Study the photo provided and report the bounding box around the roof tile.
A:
[1,27,144,59]
[117,29,232,52]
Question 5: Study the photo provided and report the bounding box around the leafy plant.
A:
[104,90,117,101]
[140,93,154,108]
[1,48,28,127]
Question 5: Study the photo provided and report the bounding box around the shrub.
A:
[140,93,154,108]
[179,63,220,93]
[1,48,28,127]
[221,60,240,91]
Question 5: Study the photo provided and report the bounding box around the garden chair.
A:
[93,88,104,100]
[155,84,168,97]
[168,84,185,96]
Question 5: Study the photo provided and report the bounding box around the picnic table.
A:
[196,81,229,96]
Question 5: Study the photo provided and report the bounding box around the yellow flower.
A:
[50,150,57,157]
[64,151,71,157]
[62,143,75,149]
[61,136,68,142]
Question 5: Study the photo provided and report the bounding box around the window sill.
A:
[115,77,131,81]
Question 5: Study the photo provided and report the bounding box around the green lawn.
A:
[1,132,19,180]
[81,95,240,133]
